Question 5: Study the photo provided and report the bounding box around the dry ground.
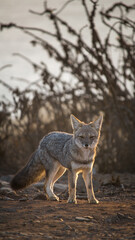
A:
[0,173,135,240]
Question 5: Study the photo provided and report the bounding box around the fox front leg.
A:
[68,170,78,204]
[83,170,99,204]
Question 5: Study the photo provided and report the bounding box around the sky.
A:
[0,0,135,100]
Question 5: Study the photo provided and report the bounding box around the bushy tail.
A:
[10,151,45,191]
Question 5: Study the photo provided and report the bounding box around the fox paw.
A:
[88,198,99,204]
[49,195,59,201]
[68,198,77,204]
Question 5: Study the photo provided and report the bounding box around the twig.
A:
[0,64,12,71]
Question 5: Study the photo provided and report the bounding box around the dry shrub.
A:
[0,1,135,173]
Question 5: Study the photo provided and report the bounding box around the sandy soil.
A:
[0,173,135,240]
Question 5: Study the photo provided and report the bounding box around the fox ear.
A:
[93,115,103,131]
[70,114,82,131]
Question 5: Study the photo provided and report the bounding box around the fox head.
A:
[71,114,103,150]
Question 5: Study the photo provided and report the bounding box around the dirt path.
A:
[0,174,135,239]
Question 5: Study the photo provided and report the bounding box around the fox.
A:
[11,114,103,204]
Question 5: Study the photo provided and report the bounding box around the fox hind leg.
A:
[44,161,60,201]
[52,166,66,186]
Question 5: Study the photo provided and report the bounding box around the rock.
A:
[0,186,13,195]
[84,216,93,219]
[117,213,133,220]
[34,220,41,223]
[33,182,44,190]
[0,186,19,199]
[0,180,9,188]
[77,174,100,193]
[2,196,14,201]
[101,174,121,186]
[54,183,68,193]
[0,175,13,182]
[75,216,92,222]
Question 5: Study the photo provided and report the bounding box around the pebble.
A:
[75,216,93,222]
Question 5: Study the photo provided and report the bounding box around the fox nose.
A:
[85,143,89,148]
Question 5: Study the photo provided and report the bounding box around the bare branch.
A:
[0,64,12,71]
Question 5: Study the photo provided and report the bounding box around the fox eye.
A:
[79,135,84,139]
[90,136,95,139]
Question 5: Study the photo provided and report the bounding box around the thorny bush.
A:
[0,1,135,173]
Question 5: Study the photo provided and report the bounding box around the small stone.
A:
[84,216,93,219]
[0,187,12,194]
[34,220,41,223]
[75,217,91,222]
[3,196,14,201]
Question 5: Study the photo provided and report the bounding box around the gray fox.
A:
[11,114,103,204]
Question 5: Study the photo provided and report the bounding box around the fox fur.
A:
[11,114,103,204]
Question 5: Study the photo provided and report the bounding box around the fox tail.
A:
[10,151,45,191]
